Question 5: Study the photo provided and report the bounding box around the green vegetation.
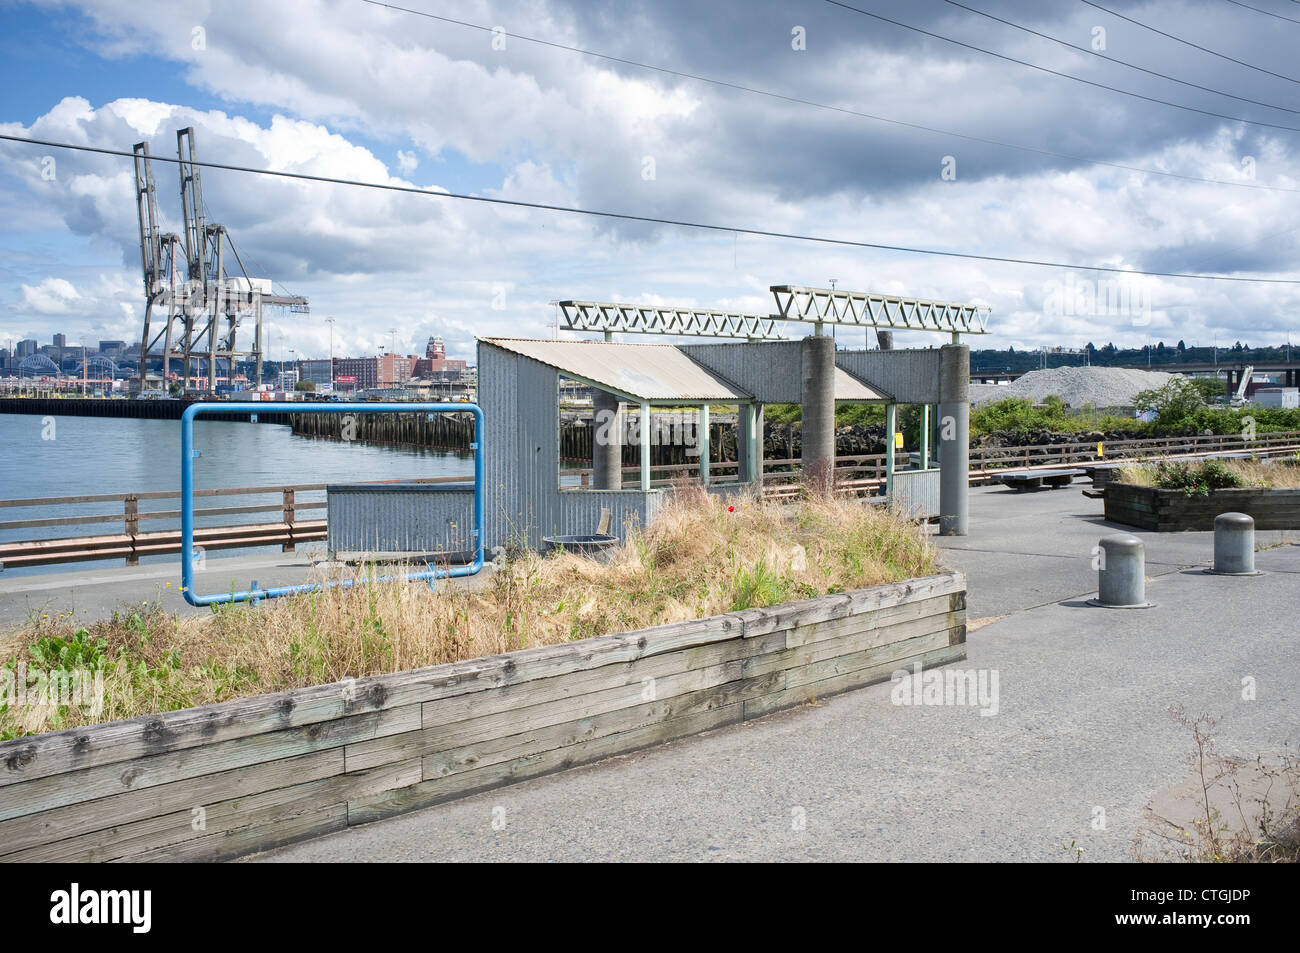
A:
[772,387,1300,444]
[969,397,1142,437]
[1117,457,1300,495]
[763,403,886,428]
[294,380,316,392]
[1146,459,1244,497]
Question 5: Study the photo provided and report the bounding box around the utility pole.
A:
[324,316,336,391]
[81,337,87,396]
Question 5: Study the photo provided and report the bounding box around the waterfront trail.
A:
[2,485,1295,860]
[246,485,1296,862]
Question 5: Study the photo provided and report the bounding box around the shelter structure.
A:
[477,334,968,549]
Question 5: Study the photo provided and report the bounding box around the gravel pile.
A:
[970,366,1173,409]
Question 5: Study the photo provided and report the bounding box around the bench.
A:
[995,469,1086,492]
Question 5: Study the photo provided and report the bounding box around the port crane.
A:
[133,128,308,393]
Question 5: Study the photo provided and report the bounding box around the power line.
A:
[355,0,1300,195]
[1079,0,1300,86]
[1221,0,1300,25]
[941,0,1300,114]
[4,131,1298,285]
[821,0,1300,131]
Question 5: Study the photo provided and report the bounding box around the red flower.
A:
[728,505,735,512]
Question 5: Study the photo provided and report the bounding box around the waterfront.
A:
[0,413,470,576]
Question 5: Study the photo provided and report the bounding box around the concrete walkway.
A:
[0,546,492,633]
[246,484,1299,862]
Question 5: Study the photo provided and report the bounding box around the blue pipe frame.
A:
[180,401,485,607]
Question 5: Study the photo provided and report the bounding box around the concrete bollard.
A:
[1209,512,1261,575]
[1089,534,1155,608]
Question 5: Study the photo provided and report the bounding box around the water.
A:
[0,414,471,576]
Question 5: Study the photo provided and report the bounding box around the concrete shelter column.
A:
[801,334,836,487]
[592,389,621,490]
[939,344,970,536]
[697,404,710,485]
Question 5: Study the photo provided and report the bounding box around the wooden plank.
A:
[0,748,342,858]
[744,642,967,720]
[126,803,348,863]
[745,608,962,679]
[740,571,964,638]
[779,592,960,651]
[350,658,745,774]
[3,758,420,863]
[345,631,787,773]
[0,704,418,822]
[422,671,785,783]
[347,703,746,827]
[781,629,956,692]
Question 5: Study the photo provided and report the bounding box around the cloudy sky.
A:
[1,0,1298,363]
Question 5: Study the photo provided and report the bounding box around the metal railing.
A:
[4,429,1298,571]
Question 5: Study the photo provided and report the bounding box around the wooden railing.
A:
[4,430,1298,570]
[0,476,466,571]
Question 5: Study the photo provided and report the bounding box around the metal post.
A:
[640,401,651,492]
[938,344,970,536]
[1089,534,1154,608]
[1211,512,1260,575]
[885,403,897,499]
[741,403,759,485]
[920,404,931,469]
[698,404,710,485]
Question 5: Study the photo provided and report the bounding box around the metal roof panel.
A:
[481,338,752,401]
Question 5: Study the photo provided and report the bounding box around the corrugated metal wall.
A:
[479,341,763,550]
[836,349,943,404]
[891,468,941,520]
[679,341,804,402]
[327,484,475,555]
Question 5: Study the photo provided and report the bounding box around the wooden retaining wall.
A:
[1104,483,1300,531]
[0,571,965,863]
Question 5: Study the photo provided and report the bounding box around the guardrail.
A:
[4,429,1298,570]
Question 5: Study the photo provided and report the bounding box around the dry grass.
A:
[0,487,937,737]
[1117,456,1300,489]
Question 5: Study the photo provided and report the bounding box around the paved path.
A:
[247,484,1299,862]
[0,546,492,633]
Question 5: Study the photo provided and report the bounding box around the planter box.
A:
[1104,483,1300,531]
[0,571,966,863]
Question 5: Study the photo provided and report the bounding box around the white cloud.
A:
[19,277,83,314]
[1,1,1298,362]
[395,149,418,174]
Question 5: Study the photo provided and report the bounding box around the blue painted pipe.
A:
[180,401,485,606]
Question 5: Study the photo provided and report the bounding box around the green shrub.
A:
[1151,459,1244,497]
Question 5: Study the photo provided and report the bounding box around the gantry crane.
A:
[134,127,308,394]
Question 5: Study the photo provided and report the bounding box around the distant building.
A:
[278,368,300,390]
[98,340,126,356]
[414,336,467,378]
[16,339,38,359]
[332,354,416,390]
[297,359,333,387]
[1253,388,1299,409]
